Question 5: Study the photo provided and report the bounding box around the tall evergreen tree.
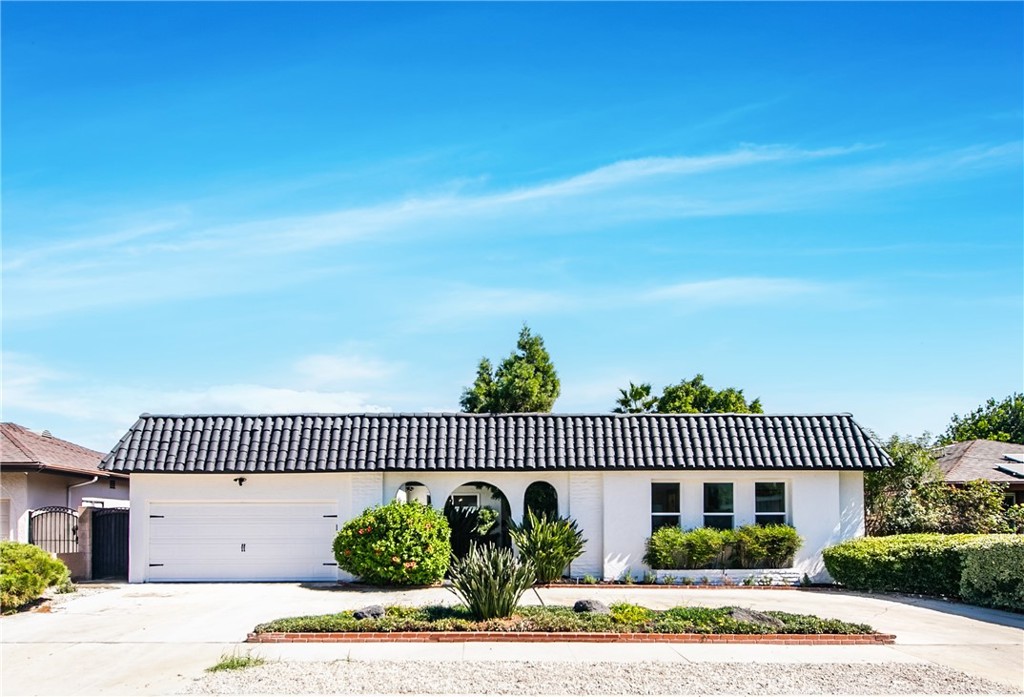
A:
[460,325,560,413]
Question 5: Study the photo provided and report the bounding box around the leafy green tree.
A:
[613,382,658,414]
[864,434,943,536]
[460,325,560,413]
[656,374,763,414]
[938,393,1024,445]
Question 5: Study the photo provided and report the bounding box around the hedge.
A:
[823,534,1023,610]
[959,536,1024,611]
[0,541,71,613]
[644,525,802,570]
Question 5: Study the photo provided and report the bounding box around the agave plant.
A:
[447,543,536,620]
[509,509,586,583]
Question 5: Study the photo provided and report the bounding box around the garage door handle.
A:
[241,543,246,552]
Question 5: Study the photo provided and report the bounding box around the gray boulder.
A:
[353,604,386,620]
[573,599,611,614]
[728,607,785,629]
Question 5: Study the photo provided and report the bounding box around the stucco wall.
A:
[129,469,865,583]
[1,473,28,541]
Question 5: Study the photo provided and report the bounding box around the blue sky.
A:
[3,2,1022,451]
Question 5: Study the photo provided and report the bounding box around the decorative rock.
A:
[572,599,610,614]
[728,607,785,629]
[353,605,385,620]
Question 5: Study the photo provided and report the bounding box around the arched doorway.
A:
[444,481,512,559]
[524,481,558,521]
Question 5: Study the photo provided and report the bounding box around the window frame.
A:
[754,481,788,526]
[651,482,681,533]
[450,493,480,508]
[702,482,734,530]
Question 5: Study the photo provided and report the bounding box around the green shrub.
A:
[823,534,977,596]
[447,543,536,620]
[0,542,71,613]
[734,525,803,568]
[609,602,654,625]
[509,510,586,583]
[333,501,451,586]
[959,535,1024,611]
[644,525,801,570]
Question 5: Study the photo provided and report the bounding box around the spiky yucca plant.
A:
[510,509,587,583]
[447,544,536,620]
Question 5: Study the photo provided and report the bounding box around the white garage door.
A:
[147,502,339,582]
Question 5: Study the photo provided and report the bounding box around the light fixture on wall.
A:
[233,477,247,487]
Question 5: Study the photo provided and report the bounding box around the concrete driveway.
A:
[1,583,1021,695]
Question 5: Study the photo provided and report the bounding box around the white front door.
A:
[146,501,339,581]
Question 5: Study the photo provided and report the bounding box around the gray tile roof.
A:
[99,413,892,474]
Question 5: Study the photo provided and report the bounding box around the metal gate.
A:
[92,508,129,579]
[28,506,79,553]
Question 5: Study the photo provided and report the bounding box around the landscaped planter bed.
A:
[248,604,892,644]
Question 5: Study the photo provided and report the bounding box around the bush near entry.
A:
[823,533,1024,610]
[0,541,72,613]
[333,501,451,586]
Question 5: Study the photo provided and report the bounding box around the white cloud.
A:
[3,141,1017,320]
[293,353,398,388]
[644,277,828,306]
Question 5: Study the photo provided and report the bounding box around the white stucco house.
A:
[98,412,892,584]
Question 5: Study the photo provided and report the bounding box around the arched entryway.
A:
[444,481,512,559]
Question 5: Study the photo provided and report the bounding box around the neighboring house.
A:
[100,412,891,584]
[0,422,130,542]
[934,439,1024,505]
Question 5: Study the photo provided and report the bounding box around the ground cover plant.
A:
[823,533,1024,610]
[0,541,73,613]
[333,501,451,586]
[206,653,266,672]
[253,602,875,635]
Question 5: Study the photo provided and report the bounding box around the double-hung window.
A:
[755,482,787,525]
[651,483,680,532]
[703,483,734,529]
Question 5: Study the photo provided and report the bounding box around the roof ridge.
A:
[134,412,856,419]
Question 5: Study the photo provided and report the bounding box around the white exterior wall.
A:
[128,472,383,583]
[128,469,865,583]
[1,473,29,541]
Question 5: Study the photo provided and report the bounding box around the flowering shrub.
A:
[333,501,451,586]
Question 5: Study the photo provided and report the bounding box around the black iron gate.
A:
[92,508,129,579]
[28,506,79,553]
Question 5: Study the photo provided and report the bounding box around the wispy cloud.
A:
[644,277,828,306]
[3,141,1017,320]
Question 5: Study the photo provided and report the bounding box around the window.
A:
[703,483,734,529]
[651,483,680,532]
[109,479,117,490]
[755,482,787,525]
[450,494,479,508]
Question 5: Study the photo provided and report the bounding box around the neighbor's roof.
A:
[99,412,892,474]
[935,439,1024,485]
[1,422,124,479]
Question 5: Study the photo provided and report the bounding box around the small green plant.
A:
[509,509,586,583]
[642,569,658,585]
[679,576,693,586]
[1,542,71,613]
[698,576,710,585]
[800,573,813,587]
[661,574,677,585]
[447,543,536,620]
[207,653,265,672]
[582,574,599,585]
[757,575,774,586]
[333,501,451,586]
[742,575,755,586]
[610,602,655,624]
[620,567,634,584]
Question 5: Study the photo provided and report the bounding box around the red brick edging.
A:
[247,631,895,645]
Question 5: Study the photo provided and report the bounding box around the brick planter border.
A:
[248,631,896,645]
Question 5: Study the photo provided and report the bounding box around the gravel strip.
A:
[41,584,118,611]
[181,660,1019,695]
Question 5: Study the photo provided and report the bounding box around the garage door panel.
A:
[146,501,339,582]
